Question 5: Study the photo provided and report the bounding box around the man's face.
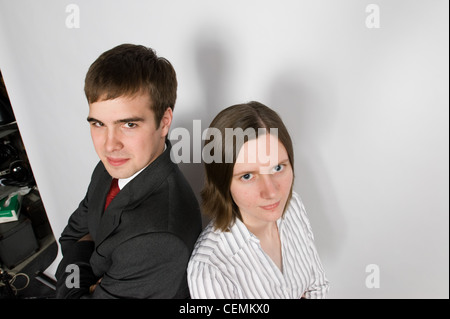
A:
[87,93,172,179]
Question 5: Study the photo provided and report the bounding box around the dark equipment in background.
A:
[1,69,57,299]
[0,72,15,126]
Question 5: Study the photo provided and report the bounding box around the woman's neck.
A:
[245,220,278,240]
[245,220,283,272]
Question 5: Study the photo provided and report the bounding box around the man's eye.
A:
[124,123,137,128]
[91,122,103,127]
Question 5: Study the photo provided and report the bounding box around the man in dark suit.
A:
[55,44,202,298]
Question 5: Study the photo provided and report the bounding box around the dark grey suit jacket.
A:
[55,141,202,298]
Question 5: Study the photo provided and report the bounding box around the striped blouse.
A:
[187,191,330,299]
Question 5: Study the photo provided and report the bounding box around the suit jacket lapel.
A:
[88,169,113,245]
[124,142,175,211]
[94,189,129,251]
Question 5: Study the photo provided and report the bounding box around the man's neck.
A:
[117,142,167,190]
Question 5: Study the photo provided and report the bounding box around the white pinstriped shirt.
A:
[187,191,330,299]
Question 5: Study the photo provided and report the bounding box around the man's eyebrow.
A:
[86,117,145,124]
[87,117,100,123]
[114,117,145,124]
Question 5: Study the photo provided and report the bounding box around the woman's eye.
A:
[241,173,253,181]
[274,164,284,172]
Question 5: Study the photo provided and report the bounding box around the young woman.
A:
[188,101,329,298]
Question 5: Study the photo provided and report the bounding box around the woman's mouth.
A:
[260,201,280,211]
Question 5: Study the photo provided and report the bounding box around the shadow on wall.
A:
[194,30,232,115]
[176,26,347,262]
[267,68,346,263]
[172,28,233,228]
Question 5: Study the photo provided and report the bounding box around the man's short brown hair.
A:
[84,44,177,127]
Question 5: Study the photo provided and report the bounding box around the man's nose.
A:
[105,129,123,152]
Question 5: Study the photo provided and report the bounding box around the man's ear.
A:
[160,107,173,138]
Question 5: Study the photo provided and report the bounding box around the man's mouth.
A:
[107,157,129,167]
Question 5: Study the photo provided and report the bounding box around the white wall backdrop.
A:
[0,0,448,298]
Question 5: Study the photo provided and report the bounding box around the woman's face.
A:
[230,134,294,228]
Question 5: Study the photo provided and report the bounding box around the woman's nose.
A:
[260,174,277,199]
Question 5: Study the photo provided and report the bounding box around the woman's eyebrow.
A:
[232,158,290,177]
[233,169,258,177]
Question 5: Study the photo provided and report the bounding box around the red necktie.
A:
[104,178,120,210]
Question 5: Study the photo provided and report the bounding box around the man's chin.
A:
[103,162,133,180]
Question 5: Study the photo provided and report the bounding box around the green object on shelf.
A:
[0,194,19,223]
